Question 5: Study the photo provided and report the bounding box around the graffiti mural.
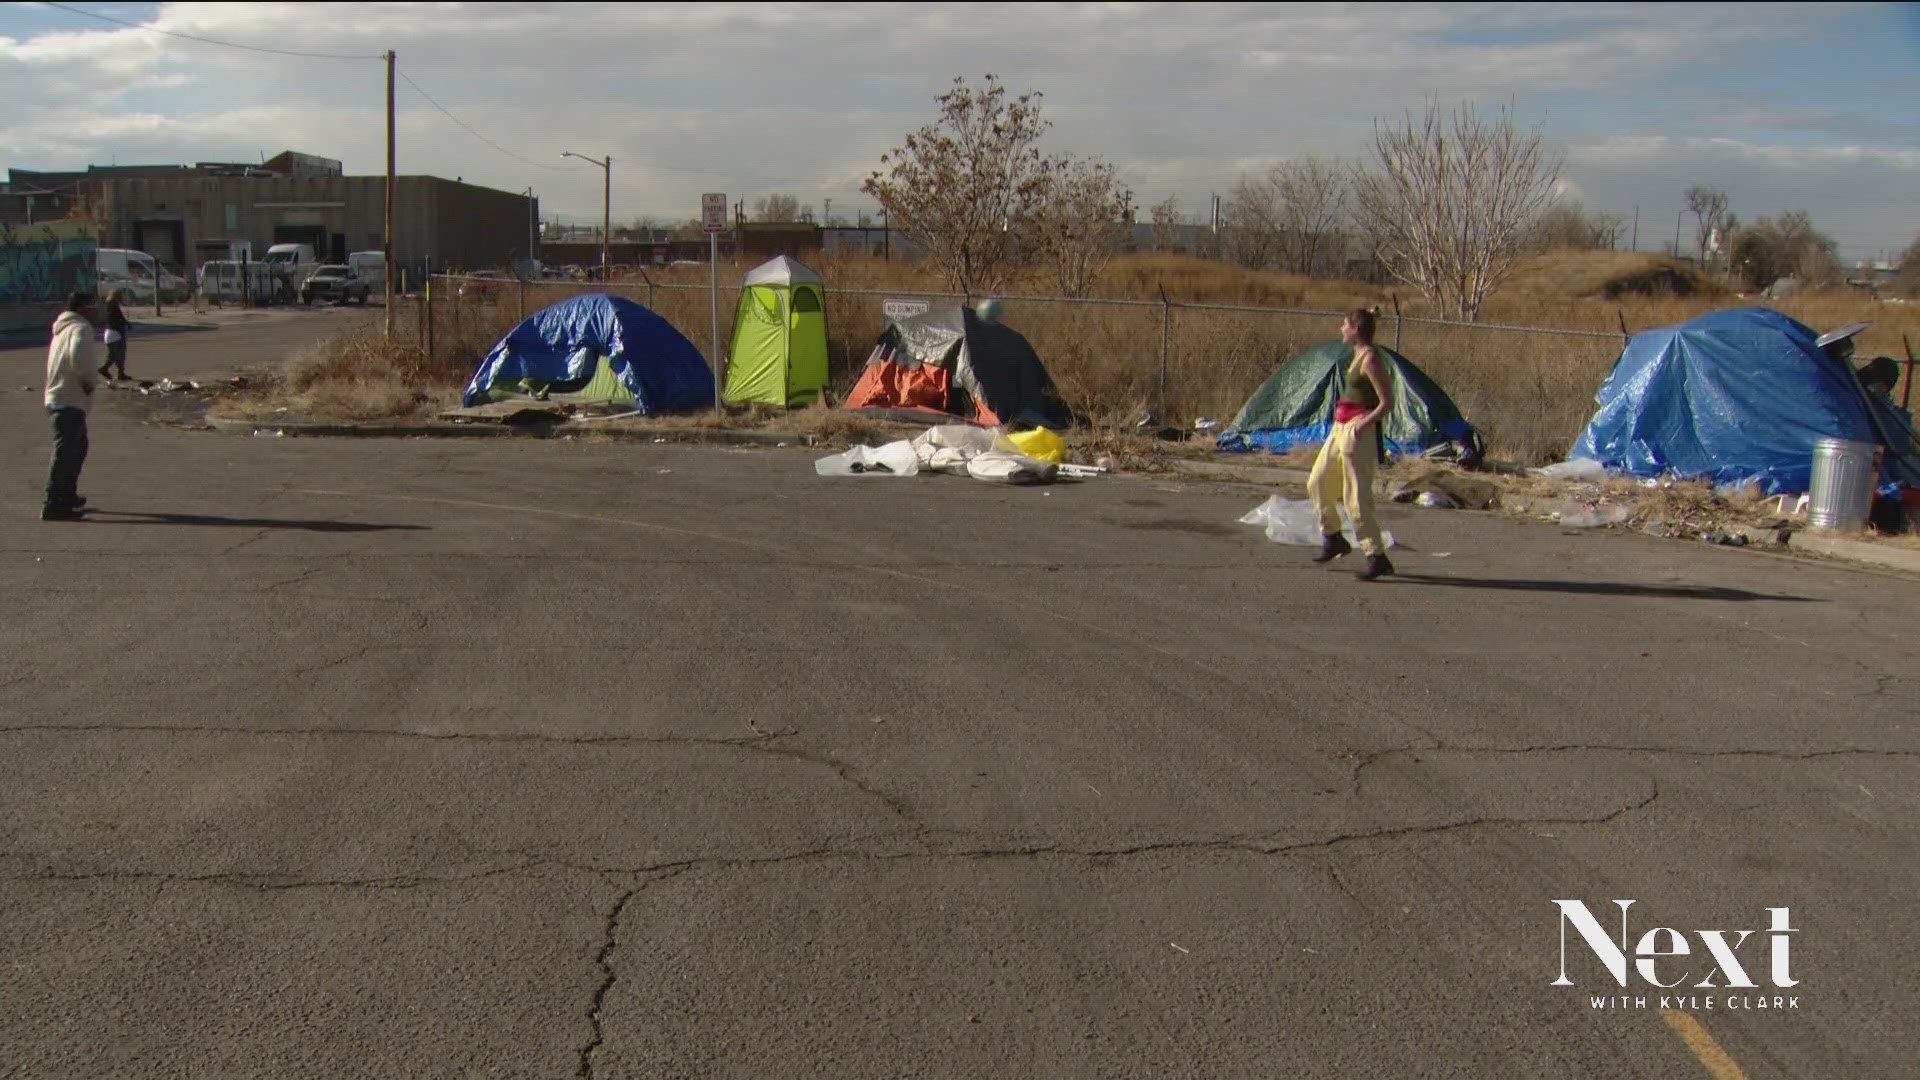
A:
[0,222,98,304]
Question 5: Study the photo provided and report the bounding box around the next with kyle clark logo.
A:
[1552,900,1802,1011]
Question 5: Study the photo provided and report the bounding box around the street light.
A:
[562,151,610,281]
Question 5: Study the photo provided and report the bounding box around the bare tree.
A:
[862,74,1059,292]
[1895,232,1920,297]
[754,194,802,222]
[1351,100,1561,321]
[1685,186,1730,269]
[1026,157,1126,297]
[1273,158,1349,275]
[1730,210,1839,290]
[1588,211,1627,250]
[1527,202,1628,251]
[1224,170,1283,269]
[1150,195,1181,253]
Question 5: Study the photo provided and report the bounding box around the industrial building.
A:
[3,150,537,281]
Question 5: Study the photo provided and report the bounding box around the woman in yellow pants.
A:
[1308,308,1394,580]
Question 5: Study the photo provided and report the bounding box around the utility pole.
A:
[1631,206,1638,252]
[525,187,536,276]
[561,151,611,281]
[1674,208,1684,261]
[824,197,832,228]
[384,49,395,340]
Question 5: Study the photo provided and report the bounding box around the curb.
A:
[1163,458,1313,488]
[203,414,818,448]
[1784,530,1920,576]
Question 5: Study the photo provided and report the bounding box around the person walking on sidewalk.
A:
[1307,308,1395,580]
[98,289,129,381]
[44,292,101,522]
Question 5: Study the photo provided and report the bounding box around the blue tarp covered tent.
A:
[462,293,714,412]
[1572,307,1918,495]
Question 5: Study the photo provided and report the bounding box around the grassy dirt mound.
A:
[1507,250,1726,300]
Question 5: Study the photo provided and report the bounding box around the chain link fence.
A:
[424,271,1629,462]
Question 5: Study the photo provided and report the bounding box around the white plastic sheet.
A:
[966,451,1058,484]
[815,440,921,477]
[1239,496,1395,549]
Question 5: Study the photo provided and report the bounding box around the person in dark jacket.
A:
[98,289,129,381]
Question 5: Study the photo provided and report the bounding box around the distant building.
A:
[2,149,536,281]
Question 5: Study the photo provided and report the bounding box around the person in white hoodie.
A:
[43,292,101,521]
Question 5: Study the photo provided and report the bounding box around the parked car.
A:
[458,270,511,300]
[299,265,371,305]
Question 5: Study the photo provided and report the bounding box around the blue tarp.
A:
[462,293,714,412]
[1571,307,1912,495]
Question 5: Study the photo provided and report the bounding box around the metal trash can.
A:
[1807,437,1882,530]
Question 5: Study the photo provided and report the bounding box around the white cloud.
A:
[0,2,1912,255]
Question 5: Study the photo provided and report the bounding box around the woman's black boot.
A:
[1312,533,1352,563]
[1356,553,1395,581]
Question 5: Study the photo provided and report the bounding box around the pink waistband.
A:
[1334,401,1370,425]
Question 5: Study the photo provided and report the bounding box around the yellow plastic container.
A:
[1006,426,1067,464]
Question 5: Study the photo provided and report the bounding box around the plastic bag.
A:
[911,425,1014,474]
[815,440,920,477]
[1558,504,1632,528]
[1238,496,1395,549]
[1534,459,1609,480]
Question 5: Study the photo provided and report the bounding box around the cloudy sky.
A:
[4,1,1918,261]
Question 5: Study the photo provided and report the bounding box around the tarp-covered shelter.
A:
[1216,339,1479,459]
[462,293,714,413]
[724,256,829,407]
[844,305,1071,428]
[1571,307,1920,495]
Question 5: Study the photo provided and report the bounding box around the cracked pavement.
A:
[2,314,1917,1077]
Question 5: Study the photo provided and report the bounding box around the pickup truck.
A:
[299,265,371,305]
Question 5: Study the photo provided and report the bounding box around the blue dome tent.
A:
[1571,307,1919,495]
[463,293,715,413]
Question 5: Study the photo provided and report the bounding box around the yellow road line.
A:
[1660,1009,1750,1080]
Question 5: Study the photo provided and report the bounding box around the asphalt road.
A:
[1,314,1915,1078]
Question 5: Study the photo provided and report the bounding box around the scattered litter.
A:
[1239,496,1395,549]
[227,375,250,390]
[1085,782,1102,796]
[1058,464,1107,479]
[775,441,789,448]
[1169,943,1190,954]
[1432,552,1452,558]
[1534,459,1609,480]
[1301,947,1317,954]
[1558,504,1632,528]
[274,407,290,414]
[966,451,1058,485]
[252,428,285,438]
[657,469,672,474]
[1416,491,1459,509]
[816,441,920,477]
[968,1013,980,1024]
[1702,529,1748,547]
[1192,417,1219,431]
[652,438,667,444]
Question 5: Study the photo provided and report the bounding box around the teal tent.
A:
[1216,339,1480,461]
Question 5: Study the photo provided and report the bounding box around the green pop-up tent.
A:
[1216,339,1481,461]
[723,256,829,407]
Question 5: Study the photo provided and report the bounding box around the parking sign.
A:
[703,193,728,234]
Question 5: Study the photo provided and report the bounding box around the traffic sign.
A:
[702,193,729,234]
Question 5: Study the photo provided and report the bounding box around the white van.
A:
[97,248,160,302]
[348,251,386,293]
[263,243,319,289]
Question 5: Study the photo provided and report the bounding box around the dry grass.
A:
[260,251,1920,468]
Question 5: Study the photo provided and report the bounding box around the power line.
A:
[42,2,387,60]
[394,69,585,173]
